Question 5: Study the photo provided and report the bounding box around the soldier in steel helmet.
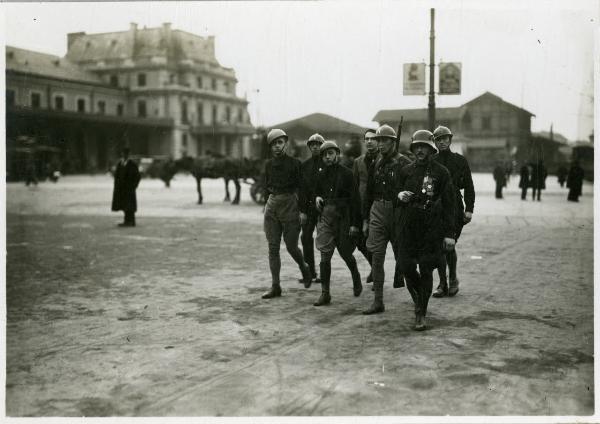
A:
[311,140,363,306]
[362,124,412,315]
[298,133,326,285]
[396,129,456,331]
[261,129,313,299]
[431,125,475,298]
[352,129,378,283]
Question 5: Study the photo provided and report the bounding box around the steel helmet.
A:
[374,124,397,140]
[410,129,438,153]
[307,133,325,145]
[267,128,288,145]
[320,140,341,155]
[433,125,453,141]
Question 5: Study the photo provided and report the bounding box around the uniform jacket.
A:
[315,162,361,228]
[397,159,456,241]
[530,163,548,190]
[363,151,412,219]
[434,150,475,213]
[299,155,324,216]
[493,165,507,185]
[264,154,306,213]
[352,151,378,210]
[112,159,141,212]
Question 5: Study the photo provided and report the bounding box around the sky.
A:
[1,0,597,141]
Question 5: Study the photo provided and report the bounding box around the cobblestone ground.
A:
[5,173,594,416]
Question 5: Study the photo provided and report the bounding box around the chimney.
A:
[67,32,86,49]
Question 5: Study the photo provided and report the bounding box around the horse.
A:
[175,155,264,205]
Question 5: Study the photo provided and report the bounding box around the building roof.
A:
[6,46,105,85]
[373,91,536,123]
[464,91,535,116]
[271,113,366,135]
[532,131,569,144]
[66,25,218,64]
[373,107,462,123]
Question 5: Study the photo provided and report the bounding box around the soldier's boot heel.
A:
[432,280,448,298]
[414,313,427,331]
[262,285,282,299]
[448,278,459,297]
[313,292,331,306]
[352,271,363,297]
[393,272,405,289]
[362,302,385,315]
[366,271,373,284]
[301,263,313,288]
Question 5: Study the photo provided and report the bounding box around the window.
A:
[137,100,147,117]
[54,96,64,110]
[225,106,231,123]
[462,111,472,130]
[137,73,146,87]
[6,89,15,107]
[212,78,217,91]
[212,105,218,124]
[77,98,86,113]
[110,75,119,87]
[97,100,106,115]
[117,103,124,116]
[197,76,203,89]
[182,133,188,147]
[31,92,41,108]
[224,81,229,93]
[239,107,244,123]
[482,116,491,130]
[197,102,204,124]
[181,101,188,124]
[169,74,176,84]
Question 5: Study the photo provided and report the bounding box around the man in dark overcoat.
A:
[431,126,474,298]
[519,163,532,200]
[299,133,325,284]
[530,160,547,201]
[493,162,507,199]
[567,160,585,202]
[112,147,141,227]
[311,141,363,306]
[396,130,456,331]
[352,129,378,283]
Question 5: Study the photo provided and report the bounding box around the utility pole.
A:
[428,8,436,131]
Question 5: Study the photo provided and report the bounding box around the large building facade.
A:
[6,23,254,175]
[373,92,535,171]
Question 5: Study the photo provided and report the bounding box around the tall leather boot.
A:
[432,277,448,297]
[351,267,362,297]
[362,281,384,314]
[448,278,459,297]
[314,262,331,306]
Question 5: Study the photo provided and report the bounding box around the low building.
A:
[6,23,254,176]
[373,92,535,172]
[268,112,365,160]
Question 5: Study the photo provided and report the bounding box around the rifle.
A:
[396,115,404,152]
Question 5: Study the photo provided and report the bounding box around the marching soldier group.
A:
[260,124,475,331]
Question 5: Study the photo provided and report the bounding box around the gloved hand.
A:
[300,212,308,225]
[463,211,473,224]
[362,220,369,237]
[443,237,456,251]
[349,226,360,237]
[398,191,414,203]
[315,196,324,212]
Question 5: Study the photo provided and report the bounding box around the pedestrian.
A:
[299,133,325,285]
[24,148,38,186]
[567,160,585,202]
[111,147,141,227]
[362,124,412,315]
[311,140,363,306]
[493,162,507,199]
[531,160,547,201]
[519,163,531,200]
[557,164,568,188]
[396,130,456,331]
[431,126,474,298]
[261,129,312,299]
[352,129,378,284]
